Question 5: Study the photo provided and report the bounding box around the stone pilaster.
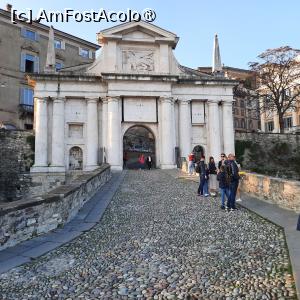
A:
[86,98,99,171]
[160,97,176,169]
[208,100,222,160]
[31,97,48,172]
[178,99,192,159]
[49,97,65,172]
[107,97,122,170]
[102,98,108,163]
[222,101,235,155]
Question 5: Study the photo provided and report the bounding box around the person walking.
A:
[197,156,209,197]
[138,154,145,170]
[227,153,240,211]
[188,152,195,175]
[208,156,217,193]
[146,155,153,170]
[217,165,230,210]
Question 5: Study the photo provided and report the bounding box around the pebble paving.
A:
[0,170,296,299]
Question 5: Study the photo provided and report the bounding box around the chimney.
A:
[6,3,12,12]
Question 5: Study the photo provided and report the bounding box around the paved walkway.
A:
[0,171,126,274]
[0,170,297,299]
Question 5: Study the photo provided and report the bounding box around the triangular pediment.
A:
[97,21,179,48]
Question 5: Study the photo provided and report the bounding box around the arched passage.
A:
[123,125,156,169]
[193,145,205,162]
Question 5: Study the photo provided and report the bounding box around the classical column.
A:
[50,97,65,172]
[102,98,108,163]
[222,101,235,155]
[107,97,122,170]
[208,100,222,159]
[160,97,176,169]
[178,99,192,159]
[86,98,99,170]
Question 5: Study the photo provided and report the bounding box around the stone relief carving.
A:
[123,50,154,72]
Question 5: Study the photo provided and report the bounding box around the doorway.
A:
[123,126,155,169]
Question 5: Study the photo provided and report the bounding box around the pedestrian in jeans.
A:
[217,165,230,209]
[208,156,217,193]
[227,153,240,211]
[188,152,195,175]
[197,156,209,197]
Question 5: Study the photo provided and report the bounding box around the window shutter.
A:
[89,50,93,59]
[61,40,65,50]
[34,56,40,73]
[35,32,39,41]
[21,27,26,37]
[79,47,82,55]
[20,53,26,72]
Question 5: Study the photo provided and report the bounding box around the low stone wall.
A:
[240,172,300,213]
[0,165,111,250]
[0,130,34,202]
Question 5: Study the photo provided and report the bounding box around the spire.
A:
[212,34,223,74]
[44,26,56,73]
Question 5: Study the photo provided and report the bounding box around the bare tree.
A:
[249,46,300,133]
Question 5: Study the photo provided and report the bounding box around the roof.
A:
[0,8,100,50]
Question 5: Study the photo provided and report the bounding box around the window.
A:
[20,87,34,106]
[25,124,33,130]
[79,48,89,58]
[241,119,246,129]
[266,121,274,132]
[20,53,39,73]
[21,28,38,41]
[54,39,62,49]
[283,117,293,129]
[240,100,245,108]
[241,109,245,116]
[234,118,240,128]
[56,62,63,71]
[248,120,253,129]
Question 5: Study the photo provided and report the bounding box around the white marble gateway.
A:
[31,21,236,172]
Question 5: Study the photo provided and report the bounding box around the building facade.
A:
[31,22,237,172]
[260,97,300,133]
[0,4,99,130]
[199,66,260,133]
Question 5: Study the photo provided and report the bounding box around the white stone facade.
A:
[31,21,236,172]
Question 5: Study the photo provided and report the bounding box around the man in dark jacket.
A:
[227,154,240,210]
[197,156,209,196]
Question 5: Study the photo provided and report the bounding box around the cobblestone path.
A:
[0,170,296,299]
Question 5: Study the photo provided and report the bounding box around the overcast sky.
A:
[1,0,300,70]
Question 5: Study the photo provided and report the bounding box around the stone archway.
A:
[193,145,205,162]
[69,146,83,170]
[123,125,155,169]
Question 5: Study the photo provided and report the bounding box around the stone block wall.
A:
[240,172,300,213]
[0,165,111,250]
[0,130,34,202]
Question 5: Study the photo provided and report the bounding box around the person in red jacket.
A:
[138,154,145,170]
[188,152,195,175]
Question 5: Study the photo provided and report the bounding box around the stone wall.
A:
[235,132,300,180]
[240,172,300,213]
[0,165,111,250]
[0,130,34,202]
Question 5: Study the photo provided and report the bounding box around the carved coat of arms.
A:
[123,50,154,72]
